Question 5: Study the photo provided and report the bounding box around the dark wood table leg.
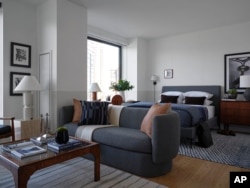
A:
[11,166,38,188]
[217,124,236,136]
[12,170,29,188]
[92,145,100,181]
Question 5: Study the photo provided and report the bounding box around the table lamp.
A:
[14,76,42,120]
[89,83,101,101]
[240,75,250,101]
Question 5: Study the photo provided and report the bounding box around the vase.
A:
[117,91,125,102]
[55,129,69,144]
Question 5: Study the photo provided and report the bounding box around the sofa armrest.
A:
[151,111,180,164]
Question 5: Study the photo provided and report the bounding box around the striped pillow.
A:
[80,101,109,125]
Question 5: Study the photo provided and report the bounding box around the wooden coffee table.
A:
[0,137,100,188]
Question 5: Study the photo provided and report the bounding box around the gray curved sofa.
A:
[59,105,180,177]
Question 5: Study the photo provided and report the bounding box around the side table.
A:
[219,100,250,135]
[14,119,41,140]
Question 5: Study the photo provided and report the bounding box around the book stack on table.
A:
[47,138,85,153]
[2,141,47,159]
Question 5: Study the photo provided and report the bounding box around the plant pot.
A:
[228,93,237,99]
[55,129,69,144]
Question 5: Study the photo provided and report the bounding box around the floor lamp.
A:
[14,76,42,120]
[151,75,158,102]
[89,83,101,101]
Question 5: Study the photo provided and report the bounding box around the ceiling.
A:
[20,0,250,39]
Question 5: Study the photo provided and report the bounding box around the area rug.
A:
[178,130,250,169]
[0,157,167,188]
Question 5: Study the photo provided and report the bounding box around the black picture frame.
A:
[11,42,31,68]
[164,69,173,79]
[10,72,31,96]
[224,52,250,93]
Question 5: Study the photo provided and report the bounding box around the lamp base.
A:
[92,92,97,101]
[23,92,33,120]
[23,107,33,120]
[244,88,250,101]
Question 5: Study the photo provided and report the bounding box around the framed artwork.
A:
[224,52,250,93]
[164,69,173,79]
[10,72,30,96]
[11,42,31,68]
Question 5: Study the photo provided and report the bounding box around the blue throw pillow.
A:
[79,101,109,125]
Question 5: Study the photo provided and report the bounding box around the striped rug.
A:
[178,130,250,169]
[0,157,167,188]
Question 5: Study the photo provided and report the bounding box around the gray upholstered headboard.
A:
[161,85,221,116]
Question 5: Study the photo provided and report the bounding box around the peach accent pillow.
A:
[72,98,82,123]
[140,103,171,137]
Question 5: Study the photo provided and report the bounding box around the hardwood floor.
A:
[148,155,250,188]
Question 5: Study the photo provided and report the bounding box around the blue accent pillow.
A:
[79,101,109,125]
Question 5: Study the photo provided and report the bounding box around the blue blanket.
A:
[126,102,208,128]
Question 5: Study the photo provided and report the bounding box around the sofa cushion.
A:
[64,122,79,136]
[72,98,82,123]
[119,107,148,129]
[92,127,152,154]
[80,101,109,125]
[140,103,171,137]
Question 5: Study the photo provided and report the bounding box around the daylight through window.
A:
[87,37,121,100]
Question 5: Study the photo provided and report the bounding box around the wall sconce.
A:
[89,82,101,101]
[151,75,158,102]
[240,75,250,101]
[14,76,42,120]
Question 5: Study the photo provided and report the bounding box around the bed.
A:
[126,85,221,144]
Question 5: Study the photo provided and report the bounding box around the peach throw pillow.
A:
[72,98,82,123]
[140,103,171,137]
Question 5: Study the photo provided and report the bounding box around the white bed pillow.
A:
[184,91,213,99]
[204,100,213,105]
[161,91,184,104]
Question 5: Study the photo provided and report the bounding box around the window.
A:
[87,37,121,100]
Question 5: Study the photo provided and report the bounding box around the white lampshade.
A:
[151,75,158,82]
[14,76,42,92]
[240,75,250,88]
[240,75,250,101]
[14,76,42,120]
[89,82,101,92]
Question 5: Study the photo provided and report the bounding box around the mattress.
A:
[189,105,215,119]
[126,102,210,128]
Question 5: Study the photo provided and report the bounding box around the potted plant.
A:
[55,127,69,144]
[109,79,134,101]
[227,88,237,99]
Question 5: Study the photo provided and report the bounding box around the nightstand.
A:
[14,119,42,140]
[219,100,250,135]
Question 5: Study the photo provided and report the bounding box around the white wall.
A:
[137,38,150,101]
[145,22,250,100]
[124,38,150,101]
[56,0,87,125]
[1,0,87,131]
[125,38,137,101]
[37,0,87,131]
[2,0,37,118]
[0,5,3,116]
